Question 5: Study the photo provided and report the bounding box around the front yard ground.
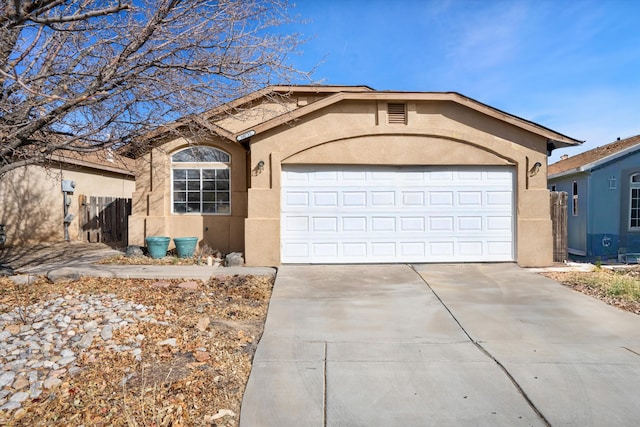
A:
[543,266,640,315]
[0,274,274,426]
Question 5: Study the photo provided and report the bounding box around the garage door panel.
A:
[459,241,483,256]
[342,217,367,232]
[343,191,366,206]
[313,192,338,207]
[429,192,454,206]
[458,216,483,231]
[402,191,425,206]
[286,192,309,206]
[281,165,514,263]
[400,217,425,232]
[371,191,395,206]
[429,217,454,232]
[487,191,512,206]
[401,242,426,256]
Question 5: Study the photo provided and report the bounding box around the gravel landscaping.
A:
[0,274,274,426]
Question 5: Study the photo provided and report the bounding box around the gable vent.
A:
[387,103,406,124]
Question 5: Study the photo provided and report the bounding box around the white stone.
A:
[76,332,94,349]
[101,325,113,340]
[43,377,62,389]
[156,338,177,347]
[212,409,236,420]
[0,371,16,388]
[60,349,75,358]
[57,356,76,366]
[83,321,98,331]
[0,401,22,410]
[9,392,29,403]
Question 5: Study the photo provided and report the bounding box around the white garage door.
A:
[281,165,515,263]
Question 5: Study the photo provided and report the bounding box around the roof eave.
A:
[233,91,583,147]
[50,154,135,176]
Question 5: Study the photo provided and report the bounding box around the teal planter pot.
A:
[145,236,170,259]
[173,237,198,258]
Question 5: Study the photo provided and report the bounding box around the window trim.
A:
[629,173,640,230]
[572,181,578,216]
[170,146,231,215]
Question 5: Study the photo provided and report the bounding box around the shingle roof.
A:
[548,135,640,177]
[52,148,135,176]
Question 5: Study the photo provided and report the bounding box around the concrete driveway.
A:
[240,264,640,426]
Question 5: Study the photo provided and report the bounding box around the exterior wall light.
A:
[252,160,265,176]
[528,161,542,177]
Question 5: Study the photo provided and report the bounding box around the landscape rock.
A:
[43,377,62,390]
[47,268,81,284]
[194,350,210,362]
[196,316,210,332]
[8,275,37,285]
[151,281,171,288]
[0,290,157,411]
[224,252,244,267]
[11,376,29,390]
[101,325,113,340]
[178,281,198,290]
[9,391,29,403]
[157,338,177,347]
[212,409,236,420]
[0,264,14,277]
[0,371,16,388]
[125,245,144,257]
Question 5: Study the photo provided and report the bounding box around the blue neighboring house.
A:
[548,135,640,261]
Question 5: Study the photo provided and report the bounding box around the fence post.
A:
[550,191,568,262]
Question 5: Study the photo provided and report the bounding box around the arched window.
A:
[171,146,230,214]
[630,173,640,229]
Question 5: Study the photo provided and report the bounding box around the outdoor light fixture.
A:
[528,161,542,177]
[252,160,265,176]
[236,129,256,142]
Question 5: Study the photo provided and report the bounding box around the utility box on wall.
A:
[61,180,76,193]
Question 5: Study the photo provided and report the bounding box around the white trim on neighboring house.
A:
[549,144,640,180]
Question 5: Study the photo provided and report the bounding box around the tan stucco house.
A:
[128,85,581,267]
[0,150,135,245]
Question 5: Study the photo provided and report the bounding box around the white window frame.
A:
[572,181,578,216]
[629,173,640,229]
[171,146,231,215]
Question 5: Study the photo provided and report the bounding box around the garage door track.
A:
[240,264,640,426]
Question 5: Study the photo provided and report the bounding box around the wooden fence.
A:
[79,195,131,247]
[550,191,568,263]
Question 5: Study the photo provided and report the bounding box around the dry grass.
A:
[0,274,275,426]
[543,267,640,314]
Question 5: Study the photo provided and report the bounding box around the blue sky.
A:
[286,0,640,163]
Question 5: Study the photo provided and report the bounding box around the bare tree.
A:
[0,0,308,176]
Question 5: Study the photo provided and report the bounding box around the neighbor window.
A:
[171,146,230,214]
[630,174,640,229]
[572,181,578,216]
